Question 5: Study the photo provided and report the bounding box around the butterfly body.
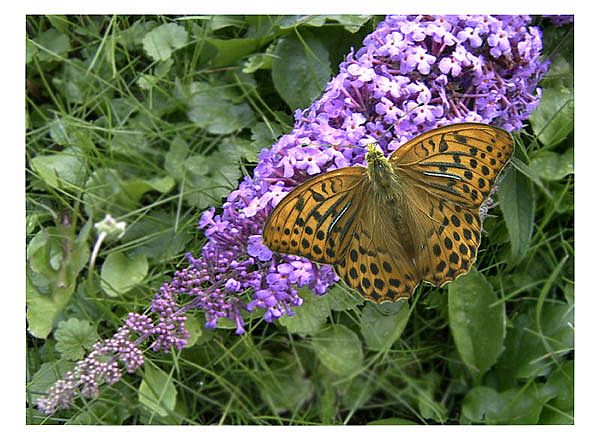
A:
[262,123,514,303]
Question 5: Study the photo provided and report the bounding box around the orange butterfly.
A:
[262,123,514,303]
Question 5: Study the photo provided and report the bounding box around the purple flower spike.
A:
[156,14,548,335]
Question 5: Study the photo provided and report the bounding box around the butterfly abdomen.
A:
[365,144,417,261]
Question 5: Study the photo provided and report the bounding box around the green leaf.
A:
[250,121,286,154]
[368,418,418,425]
[529,148,574,181]
[26,226,90,338]
[66,400,128,425]
[203,37,259,67]
[321,15,372,33]
[259,353,314,413]
[164,136,189,179]
[100,252,148,296]
[277,15,370,33]
[312,325,363,376]
[495,302,574,385]
[139,363,177,417]
[121,176,175,202]
[187,86,256,135]
[54,318,99,360]
[360,301,410,350]
[339,375,376,411]
[31,28,71,64]
[498,166,535,263]
[181,150,242,209]
[540,360,573,416]
[272,31,331,111]
[530,84,574,148]
[182,315,212,348]
[30,147,87,190]
[28,360,74,406]
[325,283,364,311]
[83,168,136,218]
[461,384,550,424]
[124,212,190,263]
[448,269,505,379]
[142,23,188,62]
[243,53,274,73]
[52,60,95,104]
[412,372,447,422]
[279,289,329,335]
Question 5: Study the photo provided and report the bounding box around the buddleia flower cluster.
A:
[189,14,549,331]
[36,15,550,415]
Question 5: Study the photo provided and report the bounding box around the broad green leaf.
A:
[121,176,175,202]
[31,28,71,64]
[272,31,331,111]
[205,15,246,31]
[495,302,573,385]
[28,359,73,406]
[203,37,259,67]
[448,269,505,379]
[243,53,274,73]
[530,85,574,148]
[251,121,286,151]
[142,23,188,62]
[540,360,573,416]
[279,289,329,335]
[164,136,189,179]
[339,376,376,411]
[259,353,314,413]
[54,318,99,360]
[277,15,370,33]
[368,418,418,425]
[461,384,550,424]
[183,315,212,348]
[529,148,573,181]
[100,252,148,296]
[187,89,256,135]
[312,325,363,376]
[182,150,242,209]
[498,166,535,263]
[116,20,157,50]
[124,212,191,263]
[83,168,136,218]
[46,16,71,35]
[30,147,87,190]
[52,60,96,105]
[321,15,372,33]
[325,283,364,311]
[413,372,447,422]
[26,226,90,338]
[278,16,325,28]
[360,301,410,350]
[66,400,128,425]
[139,363,177,417]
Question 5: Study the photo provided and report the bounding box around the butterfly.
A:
[262,123,514,303]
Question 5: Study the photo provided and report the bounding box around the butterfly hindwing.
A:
[413,192,482,286]
[334,201,420,303]
[262,167,365,264]
[390,123,513,208]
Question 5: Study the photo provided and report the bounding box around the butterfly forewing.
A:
[262,167,366,264]
[390,123,513,208]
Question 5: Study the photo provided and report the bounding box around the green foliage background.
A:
[26,15,573,425]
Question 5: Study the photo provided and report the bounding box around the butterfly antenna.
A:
[375,102,425,144]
